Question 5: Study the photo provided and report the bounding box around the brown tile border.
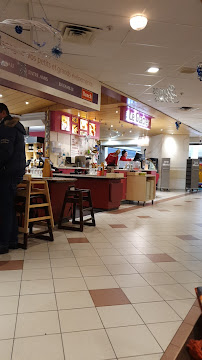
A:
[89,288,130,307]
[0,260,24,271]
[161,302,201,360]
[146,254,176,263]
[67,238,89,243]
[110,224,127,228]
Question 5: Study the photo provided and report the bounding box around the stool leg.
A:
[72,203,76,224]
[58,194,67,228]
[23,234,28,250]
[47,219,54,241]
[88,191,96,226]
[79,193,84,232]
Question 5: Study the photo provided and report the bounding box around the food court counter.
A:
[53,173,125,210]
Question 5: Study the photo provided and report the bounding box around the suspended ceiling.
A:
[1,0,202,133]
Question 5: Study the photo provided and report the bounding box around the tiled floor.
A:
[0,190,202,359]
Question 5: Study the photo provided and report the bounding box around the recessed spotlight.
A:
[25,101,29,105]
[111,125,113,127]
[130,15,148,31]
[116,110,119,114]
[129,130,132,133]
[0,94,3,98]
[116,131,119,133]
[147,67,159,74]
[161,129,163,131]
[171,132,174,135]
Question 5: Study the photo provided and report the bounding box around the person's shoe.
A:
[9,244,19,250]
[0,248,9,254]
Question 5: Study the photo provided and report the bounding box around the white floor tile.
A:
[167,299,195,319]
[12,334,64,360]
[24,252,49,260]
[117,355,163,360]
[59,308,103,332]
[73,249,98,257]
[50,258,78,267]
[141,272,176,285]
[0,270,22,282]
[0,339,13,359]
[0,281,20,296]
[167,270,201,283]
[18,293,57,313]
[84,276,119,290]
[56,291,94,310]
[97,304,143,327]
[107,325,162,358]
[20,279,54,295]
[49,250,74,259]
[106,263,137,275]
[23,259,51,269]
[153,284,194,300]
[133,263,163,273]
[114,274,148,287]
[123,286,163,303]
[148,321,182,350]
[0,314,16,339]
[101,256,128,265]
[124,255,152,264]
[157,262,187,272]
[0,296,18,315]
[182,282,202,295]
[134,301,181,323]
[54,278,87,292]
[62,329,115,360]
[76,257,104,266]
[52,266,82,278]
[80,265,110,276]
[22,268,52,280]
[15,311,60,337]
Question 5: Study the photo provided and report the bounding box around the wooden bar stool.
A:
[58,187,95,232]
[16,176,54,249]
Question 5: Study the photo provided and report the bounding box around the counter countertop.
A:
[58,167,88,170]
[32,177,77,183]
[53,174,123,180]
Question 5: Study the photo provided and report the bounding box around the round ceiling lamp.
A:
[130,15,148,31]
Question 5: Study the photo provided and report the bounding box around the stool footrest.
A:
[29,203,49,208]
[28,215,51,223]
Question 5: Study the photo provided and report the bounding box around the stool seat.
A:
[58,187,95,232]
[16,177,54,249]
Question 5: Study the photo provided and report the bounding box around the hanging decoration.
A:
[15,25,23,34]
[153,85,179,103]
[51,44,63,58]
[175,121,181,130]
[197,63,202,81]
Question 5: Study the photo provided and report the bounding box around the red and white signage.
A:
[82,88,93,102]
[120,106,152,130]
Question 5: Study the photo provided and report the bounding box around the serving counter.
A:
[35,177,77,223]
[53,174,125,210]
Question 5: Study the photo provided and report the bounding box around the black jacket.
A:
[0,115,26,179]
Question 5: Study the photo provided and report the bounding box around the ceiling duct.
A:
[59,22,102,45]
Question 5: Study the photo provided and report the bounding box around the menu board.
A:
[71,135,86,157]
[61,115,70,132]
[89,122,96,137]
[80,119,88,131]
[72,117,79,134]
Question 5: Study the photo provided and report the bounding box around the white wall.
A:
[144,134,189,190]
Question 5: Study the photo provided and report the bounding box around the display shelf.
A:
[186,159,199,191]
[126,173,156,206]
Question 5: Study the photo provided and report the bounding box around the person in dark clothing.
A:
[0,103,26,254]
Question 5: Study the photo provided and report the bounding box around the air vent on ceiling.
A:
[180,106,193,111]
[59,22,102,45]
[179,67,195,74]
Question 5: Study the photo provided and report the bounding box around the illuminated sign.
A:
[61,115,70,132]
[120,106,152,130]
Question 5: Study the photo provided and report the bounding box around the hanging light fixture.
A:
[130,15,148,31]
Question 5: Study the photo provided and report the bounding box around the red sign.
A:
[82,88,93,102]
[120,106,152,130]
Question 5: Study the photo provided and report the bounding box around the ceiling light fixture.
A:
[0,94,2,98]
[147,67,159,74]
[116,110,119,114]
[161,129,163,131]
[111,124,113,127]
[25,101,29,105]
[130,15,148,31]
[129,130,132,133]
